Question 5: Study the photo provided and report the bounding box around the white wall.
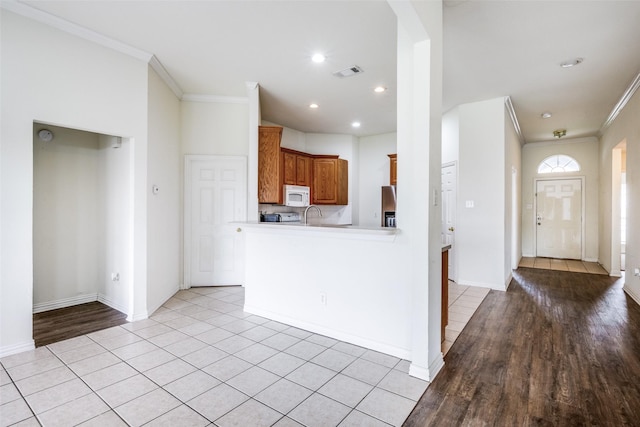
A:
[504,108,522,277]
[146,67,182,314]
[358,132,397,227]
[457,98,508,289]
[181,100,249,156]
[442,108,459,164]
[1,10,149,355]
[32,125,102,308]
[521,137,599,261]
[600,86,640,302]
[98,135,131,313]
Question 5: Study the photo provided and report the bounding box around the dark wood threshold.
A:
[33,301,128,347]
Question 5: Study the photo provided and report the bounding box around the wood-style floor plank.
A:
[33,301,128,347]
[405,268,640,426]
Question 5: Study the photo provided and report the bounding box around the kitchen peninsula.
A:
[238,221,415,359]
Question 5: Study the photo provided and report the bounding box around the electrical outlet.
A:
[111,272,120,282]
[320,292,327,306]
[634,268,640,277]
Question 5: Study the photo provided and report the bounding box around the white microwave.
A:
[284,185,310,207]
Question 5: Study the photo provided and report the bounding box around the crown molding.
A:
[2,0,152,62]
[182,94,249,104]
[600,71,640,132]
[3,1,185,99]
[504,96,525,145]
[149,55,183,99]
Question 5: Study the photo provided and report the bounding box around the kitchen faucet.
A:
[304,205,322,225]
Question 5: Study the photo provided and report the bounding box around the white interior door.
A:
[441,163,456,281]
[185,156,247,287]
[535,178,582,259]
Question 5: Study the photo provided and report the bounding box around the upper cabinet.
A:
[259,125,348,205]
[258,126,283,204]
[388,153,397,186]
[313,156,348,205]
[282,149,312,187]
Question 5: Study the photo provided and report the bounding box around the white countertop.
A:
[235,221,398,241]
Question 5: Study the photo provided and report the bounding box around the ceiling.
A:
[14,0,640,143]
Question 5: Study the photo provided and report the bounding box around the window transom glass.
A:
[537,155,580,174]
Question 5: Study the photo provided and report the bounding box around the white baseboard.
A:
[624,286,640,307]
[0,340,35,358]
[409,353,444,382]
[33,293,98,314]
[97,294,128,315]
[457,279,505,291]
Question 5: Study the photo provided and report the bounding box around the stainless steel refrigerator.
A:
[381,185,396,227]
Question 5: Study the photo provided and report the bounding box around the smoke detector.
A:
[333,65,364,78]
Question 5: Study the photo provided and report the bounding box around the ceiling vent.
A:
[333,65,364,78]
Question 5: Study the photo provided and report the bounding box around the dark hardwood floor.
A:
[405,268,640,426]
[33,301,128,347]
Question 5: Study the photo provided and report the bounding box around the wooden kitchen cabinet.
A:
[282,149,312,187]
[258,126,283,204]
[388,153,397,185]
[312,156,348,205]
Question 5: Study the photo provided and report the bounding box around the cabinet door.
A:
[258,126,283,203]
[283,151,297,185]
[388,154,397,186]
[296,155,312,187]
[313,158,337,204]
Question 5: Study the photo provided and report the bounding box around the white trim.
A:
[601,72,640,132]
[457,279,506,291]
[533,177,586,261]
[624,285,640,307]
[182,94,249,104]
[97,294,128,315]
[504,271,513,289]
[0,340,36,358]
[505,96,525,145]
[149,55,183,99]
[1,0,152,62]
[32,293,98,314]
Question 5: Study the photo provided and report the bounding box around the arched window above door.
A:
[537,155,580,174]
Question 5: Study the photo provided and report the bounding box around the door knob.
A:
[448,227,455,232]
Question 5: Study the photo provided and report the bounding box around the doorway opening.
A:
[611,140,627,275]
[32,123,131,334]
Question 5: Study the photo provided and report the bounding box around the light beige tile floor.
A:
[1,287,429,427]
[519,257,608,275]
[442,283,490,355]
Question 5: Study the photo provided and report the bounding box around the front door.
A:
[185,156,247,287]
[535,178,582,259]
[441,163,456,281]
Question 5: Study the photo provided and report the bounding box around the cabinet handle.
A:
[236,227,242,233]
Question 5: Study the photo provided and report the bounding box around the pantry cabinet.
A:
[258,126,283,204]
[313,156,348,205]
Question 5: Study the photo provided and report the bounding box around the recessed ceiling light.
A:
[374,86,386,93]
[351,121,361,128]
[560,58,583,68]
[541,112,552,119]
[312,53,325,63]
[309,103,319,109]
